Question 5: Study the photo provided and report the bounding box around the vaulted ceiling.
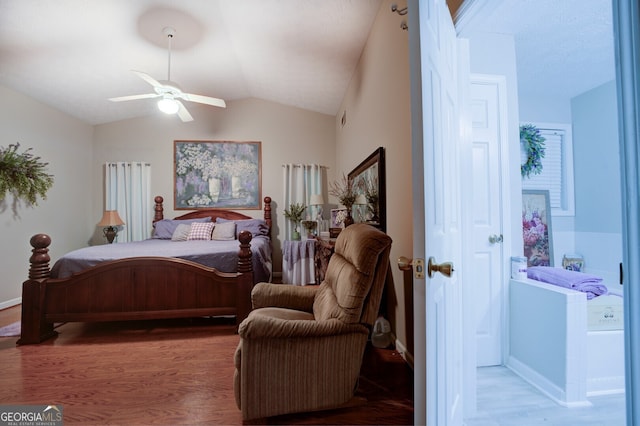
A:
[0,0,614,125]
[0,0,382,124]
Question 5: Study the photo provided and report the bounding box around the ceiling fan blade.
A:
[181,93,226,108]
[176,101,193,122]
[132,70,163,88]
[108,93,160,102]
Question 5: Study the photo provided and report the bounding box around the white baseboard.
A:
[506,355,591,408]
[0,297,21,311]
[587,376,625,396]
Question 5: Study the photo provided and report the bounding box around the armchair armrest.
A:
[239,314,369,339]
[251,282,318,312]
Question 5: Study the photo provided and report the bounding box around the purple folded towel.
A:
[527,266,607,300]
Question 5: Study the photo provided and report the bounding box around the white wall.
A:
[518,91,576,262]
[92,98,336,272]
[518,80,623,283]
[0,85,94,307]
[571,80,622,284]
[518,94,573,124]
[336,0,413,351]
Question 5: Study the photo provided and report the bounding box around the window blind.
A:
[521,128,568,210]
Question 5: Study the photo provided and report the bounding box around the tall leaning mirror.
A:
[348,147,386,232]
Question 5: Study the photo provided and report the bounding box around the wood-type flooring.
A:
[0,305,413,425]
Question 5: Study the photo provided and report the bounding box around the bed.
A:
[18,195,273,345]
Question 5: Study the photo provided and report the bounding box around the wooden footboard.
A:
[18,231,254,345]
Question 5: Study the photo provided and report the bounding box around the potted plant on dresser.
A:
[329,173,356,227]
[284,202,306,241]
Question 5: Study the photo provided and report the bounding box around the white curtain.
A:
[105,162,152,242]
[282,164,326,240]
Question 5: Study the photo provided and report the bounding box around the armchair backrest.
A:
[313,224,392,326]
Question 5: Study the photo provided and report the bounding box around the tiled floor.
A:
[465,366,626,426]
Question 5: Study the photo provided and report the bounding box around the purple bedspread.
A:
[527,266,607,299]
[50,237,272,283]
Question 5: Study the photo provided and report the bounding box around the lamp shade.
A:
[98,210,125,227]
[309,194,325,206]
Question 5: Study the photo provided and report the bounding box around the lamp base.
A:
[343,211,354,227]
[103,226,117,244]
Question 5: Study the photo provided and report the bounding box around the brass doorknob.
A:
[427,256,454,278]
[398,256,425,278]
[397,256,413,271]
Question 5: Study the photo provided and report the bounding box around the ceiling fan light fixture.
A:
[110,26,225,122]
[158,97,179,114]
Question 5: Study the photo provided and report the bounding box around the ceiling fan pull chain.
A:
[167,33,172,81]
[163,27,175,81]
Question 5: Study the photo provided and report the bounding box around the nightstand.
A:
[314,237,335,284]
[282,239,316,285]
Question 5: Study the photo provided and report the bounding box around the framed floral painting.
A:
[331,208,348,228]
[522,190,554,267]
[174,140,261,209]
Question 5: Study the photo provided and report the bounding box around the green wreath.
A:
[520,124,546,178]
[0,143,54,206]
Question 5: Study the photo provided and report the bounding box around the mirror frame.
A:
[348,147,386,232]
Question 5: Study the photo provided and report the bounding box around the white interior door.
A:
[409,1,467,424]
[470,75,508,367]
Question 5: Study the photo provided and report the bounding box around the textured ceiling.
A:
[0,0,614,125]
[0,0,382,125]
[470,0,615,101]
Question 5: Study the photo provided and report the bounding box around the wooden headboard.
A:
[152,195,273,236]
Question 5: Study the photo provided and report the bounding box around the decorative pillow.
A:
[216,218,269,238]
[211,220,236,241]
[187,222,215,241]
[152,217,211,239]
[171,223,191,241]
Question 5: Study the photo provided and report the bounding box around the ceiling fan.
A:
[109,27,226,122]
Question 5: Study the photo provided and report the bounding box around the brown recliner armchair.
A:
[233,223,392,420]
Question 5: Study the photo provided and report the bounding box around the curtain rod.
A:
[281,164,329,168]
[107,162,152,166]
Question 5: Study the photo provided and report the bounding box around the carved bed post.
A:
[236,230,254,324]
[154,196,164,222]
[237,230,253,274]
[263,196,272,237]
[18,234,57,345]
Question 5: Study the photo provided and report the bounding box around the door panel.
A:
[470,78,505,367]
[410,0,466,424]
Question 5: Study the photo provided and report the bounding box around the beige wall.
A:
[0,85,94,306]
[335,0,413,352]
[0,4,413,352]
[92,98,336,271]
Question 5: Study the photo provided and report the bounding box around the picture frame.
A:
[522,189,554,267]
[174,140,262,209]
[348,147,386,232]
[331,208,348,228]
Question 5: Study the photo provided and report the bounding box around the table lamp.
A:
[354,194,368,222]
[98,210,125,243]
[309,194,325,235]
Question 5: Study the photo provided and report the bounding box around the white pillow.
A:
[171,223,191,241]
[211,221,236,241]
